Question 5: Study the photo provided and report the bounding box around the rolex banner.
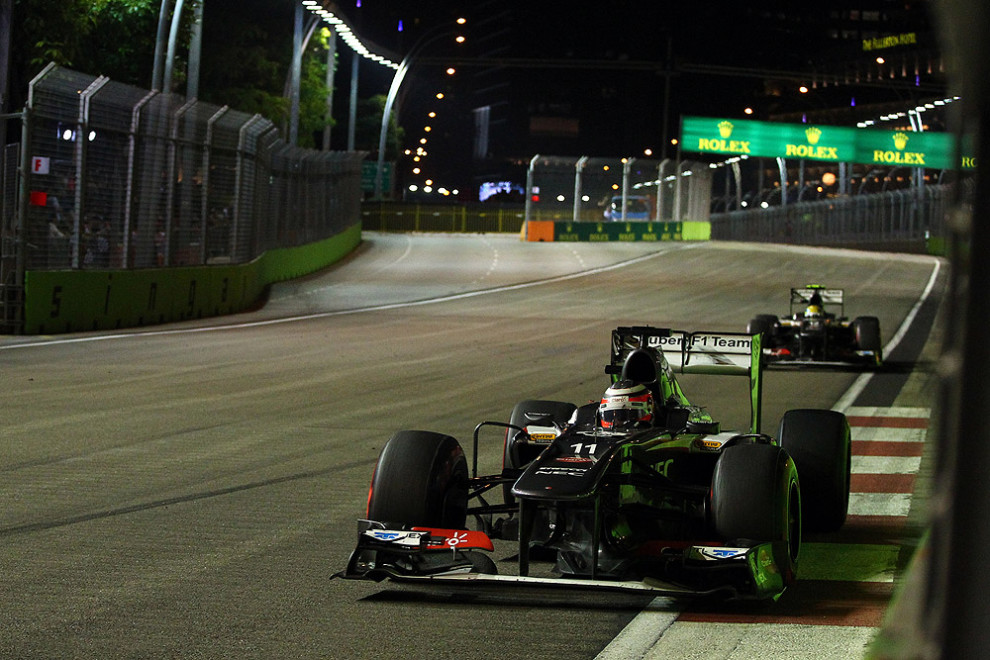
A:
[681,116,975,170]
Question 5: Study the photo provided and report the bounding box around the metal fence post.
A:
[524,154,538,228]
[573,155,587,223]
[621,157,635,221]
[73,75,110,267]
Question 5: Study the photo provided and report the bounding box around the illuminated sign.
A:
[862,32,917,51]
[681,116,976,170]
[682,117,855,163]
[854,128,956,168]
[684,118,854,162]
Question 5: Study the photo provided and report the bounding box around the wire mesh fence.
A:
[522,155,713,224]
[710,182,957,252]
[7,65,364,276]
[362,202,525,233]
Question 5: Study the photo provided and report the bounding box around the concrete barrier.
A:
[523,220,711,242]
[23,223,361,334]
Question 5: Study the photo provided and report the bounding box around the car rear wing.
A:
[610,326,763,433]
[790,286,844,316]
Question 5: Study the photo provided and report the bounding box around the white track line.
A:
[832,258,942,413]
[0,245,695,351]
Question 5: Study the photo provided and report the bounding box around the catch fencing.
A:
[362,202,525,233]
[519,152,955,253]
[710,183,957,253]
[522,155,713,224]
[1,64,364,331]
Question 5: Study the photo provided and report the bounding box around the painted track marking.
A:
[596,406,930,657]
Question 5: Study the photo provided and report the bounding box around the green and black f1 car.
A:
[334,326,850,601]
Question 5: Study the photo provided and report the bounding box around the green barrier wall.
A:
[23,223,361,334]
[552,221,711,242]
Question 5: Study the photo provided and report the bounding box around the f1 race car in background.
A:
[334,326,851,601]
[747,285,883,366]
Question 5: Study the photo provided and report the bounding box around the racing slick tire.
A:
[503,400,576,504]
[852,316,883,362]
[367,430,468,529]
[504,400,577,470]
[464,551,498,574]
[778,409,851,533]
[747,314,779,346]
[711,443,800,583]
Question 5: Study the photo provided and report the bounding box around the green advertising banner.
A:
[681,116,975,170]
[554,221,685,242]
[680,117,857,163]
[853,127,956,168]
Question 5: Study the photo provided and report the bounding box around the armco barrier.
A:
[524,221,711,242]
[23,223,361,334]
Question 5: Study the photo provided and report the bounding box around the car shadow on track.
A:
[361,586,658,611]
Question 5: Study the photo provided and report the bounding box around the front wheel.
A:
[711,443,800,585]
[747,314,779,347]
[778,409,851,533]
[852,316,883,364]
[503,400,576,504]
[367,430,468,529]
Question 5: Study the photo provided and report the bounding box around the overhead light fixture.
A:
[304,3,399,69]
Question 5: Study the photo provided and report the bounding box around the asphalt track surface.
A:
[0,234,944,659]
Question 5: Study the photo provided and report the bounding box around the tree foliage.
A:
[10,0,160,106]
[7,0,394,152]
[354,95,403,158]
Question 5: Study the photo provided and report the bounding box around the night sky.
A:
[315,1,944,194]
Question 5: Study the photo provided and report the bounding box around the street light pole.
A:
[374,25,458,200]
[323,28,336,151]
[373,58,411,200]
[163,0,187,93]
[187,0,203,98]
[0,0,11,149]
[151,0,172,90]
[289,3,303,145]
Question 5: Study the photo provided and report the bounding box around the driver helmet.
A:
[806,291,824,317]
[599,380,654,430]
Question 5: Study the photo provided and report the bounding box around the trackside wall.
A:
[2,65,365,334]
[523,220,711,242]
[23,223,361,334]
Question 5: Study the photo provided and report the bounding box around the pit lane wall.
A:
[22,223,361,335]
[524,220,711,242]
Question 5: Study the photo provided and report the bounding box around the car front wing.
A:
[333,520,791,601]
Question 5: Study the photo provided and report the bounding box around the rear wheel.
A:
[747,314,779,347]
[711,443,800,584]
[778,409,851,533]
[504,400,577,470]
[367,430,468,529]
[852,316,883,364]
[503,400,576,504]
